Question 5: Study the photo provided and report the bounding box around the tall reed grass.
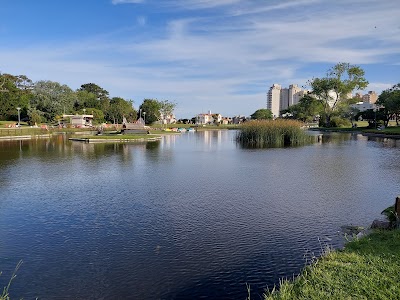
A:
[237,119,314,148]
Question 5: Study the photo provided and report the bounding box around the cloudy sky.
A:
[1,0,399,117]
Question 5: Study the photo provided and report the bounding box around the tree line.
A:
[251,63,400,128]
[0,73,176,125]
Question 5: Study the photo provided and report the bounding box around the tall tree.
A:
[31,80,75,122]
[308,63,368,127]
[106,97,136,124]
[159,100,176,117]
[139,99,161,124]
[74,90,99,110]
[0,73,32,121]
[376,83,400,126]
[78,83,110,111]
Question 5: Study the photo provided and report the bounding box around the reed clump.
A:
[237,119,314,148]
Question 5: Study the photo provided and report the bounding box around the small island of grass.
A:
[237,119,314,148]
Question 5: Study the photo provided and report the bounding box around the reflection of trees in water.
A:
[318,132,353,144]
[366,137,400,148]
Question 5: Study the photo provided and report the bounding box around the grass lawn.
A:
[364,126,400,135]
[265,229,400,300]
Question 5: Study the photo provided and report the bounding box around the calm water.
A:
[0,131,399,299]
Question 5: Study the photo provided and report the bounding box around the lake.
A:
[0,130,399,299]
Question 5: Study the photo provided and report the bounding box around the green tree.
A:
[78,83,110,111]
[31,80,75,122]
[159,100,176,123]
[377,83,400,126]
[77,107,105,125]
[139,99,161,124]
[282,95,324,122]
[309,63,368,127]
[27,108,43,125]
[107,97,136,124]
[251,108,273,120]
[0,73,32,121]
[74,90,99,111]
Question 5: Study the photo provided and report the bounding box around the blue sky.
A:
[1,0,399,118]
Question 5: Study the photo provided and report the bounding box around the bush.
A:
[329,117,351,128]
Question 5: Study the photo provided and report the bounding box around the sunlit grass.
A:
[237,119,314,148]
[264,229,400,300]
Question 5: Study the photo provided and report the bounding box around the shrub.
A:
[329,117,351,128]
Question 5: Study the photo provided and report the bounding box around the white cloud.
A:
[1,0,399,117]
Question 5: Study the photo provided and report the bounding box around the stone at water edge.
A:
[371,219,391,229]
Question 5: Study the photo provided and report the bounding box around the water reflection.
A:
[0,131,399,299]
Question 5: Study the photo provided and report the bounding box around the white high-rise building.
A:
[267,83,306,117]
[288,84,303,106]
[267,84,282,118]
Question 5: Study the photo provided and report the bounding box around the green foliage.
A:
[251,108,273,120]
[265,229,400,300]
[329,116,352,128]
[31,80,75,122]
[78,107,105,124]
[377,83,400,127]
[139,99,162,124]
[0,73,32,121]
[106,97,137,124]
[309,63,368,127]
[159,100,176,117]
[381,205,397,226]
[282,95,323,122]
[78,83,110,112]
[27,108,43,125]
[237,119,313,148]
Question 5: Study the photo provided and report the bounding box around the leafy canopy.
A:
[251,109,273,120]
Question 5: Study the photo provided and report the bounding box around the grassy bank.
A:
[237,120,314,148]
[265,229,400,299]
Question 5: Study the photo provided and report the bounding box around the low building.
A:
[196,111,222,125]
[350,102,376,112]
[62,114,93,127]
[160,113,177,124]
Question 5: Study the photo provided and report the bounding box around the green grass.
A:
[0,127,49,137]
[364,126,400,135]
[237,120,314,148]
[265,229,400,300]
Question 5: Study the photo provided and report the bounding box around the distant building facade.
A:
[160,113,177,124]
[62,114,93,127]
[196,111,222,125]
[267,83,307,118]
[267,84,282,118]
[362,91,378,104]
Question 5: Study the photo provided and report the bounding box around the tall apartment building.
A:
[362,91,378,104]
[267,83,305,117]
[267,84,282,118]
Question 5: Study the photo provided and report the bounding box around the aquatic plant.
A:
[236,119,314,148]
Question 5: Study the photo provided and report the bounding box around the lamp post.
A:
[17,107,21,127]
[143,112,146,125]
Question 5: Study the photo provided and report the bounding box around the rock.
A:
[371,219,391,229]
